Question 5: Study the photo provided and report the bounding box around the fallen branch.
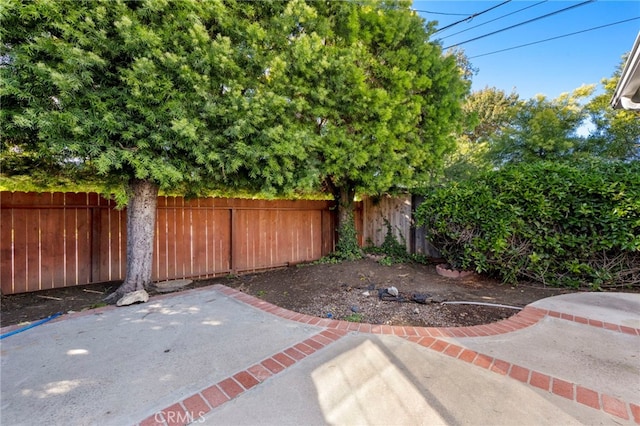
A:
[36,295,63,301]
[82,289,104,294]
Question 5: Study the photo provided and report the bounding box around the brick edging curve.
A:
[169,284,634,426]
[2,284,637,425]
[214,284,640,337]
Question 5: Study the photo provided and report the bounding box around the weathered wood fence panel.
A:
[153,197,233,282]
[411,195,442,258]
[357,194,441,258]
[0,192,335,295]
[0,192,122,295]
[0,191,443,295]
[361,194,412,251]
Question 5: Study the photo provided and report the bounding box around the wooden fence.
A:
[411,195,442,258]
[361,194,412,247]
[0,191,442,295]
[0,192,335,295]
[359,194,441,259]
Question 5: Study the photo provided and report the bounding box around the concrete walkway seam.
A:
[192,285,639,426]
[2,284,636,425]
[137,328,350,426]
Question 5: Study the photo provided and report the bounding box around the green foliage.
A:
[312,256,343,265]
[365,219,411,265]
[1,0,329,295]
[415,161,640,289]
[332,213,363,261]
[461,87,520,145]
[448,61,639,181]
[87,302,108,310]
[377,256,394,266]
[455,59,638,174]
[444,87,519,181]
[0,175,115,195]
[409,253,431,265]
[443,138,491,183]
[487,86,595,166]
[583,57,640,161]
[344,313,363,323]
[2,0,471,268]
[1,0,316,196]
[0,175,332,202]
[267,0,469,250]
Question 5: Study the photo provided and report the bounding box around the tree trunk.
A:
[336,185,355,233]
[332,183,361,259]
[105,179,159,303]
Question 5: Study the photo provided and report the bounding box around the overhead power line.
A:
[434,1,512,35]
[440,1,548,41]
[412,9,471,16]
[468,16,640,59]
[444,0,595,49]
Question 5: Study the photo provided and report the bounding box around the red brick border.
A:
[138,328,349,426]
[213,284,640,339]
[5,284,637,339]
[7,284,633,425]
[402,333,637,423]
[204,285,639,426]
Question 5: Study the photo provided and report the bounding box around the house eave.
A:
[611,32,640,110]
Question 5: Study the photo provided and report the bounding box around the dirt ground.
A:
[217,258,579,327]
[1,258,593,329]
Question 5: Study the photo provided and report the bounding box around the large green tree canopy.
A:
[488,85,595,165]
[1,0,310,195]
[2,0,469,296]
[267,0,469,254]
[584,58,640,161]
[444,58,639,182]
[1,0,314,300]
[444,86,519,181]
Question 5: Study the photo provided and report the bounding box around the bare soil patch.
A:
[216,258,578,327]
[1,258,587,329]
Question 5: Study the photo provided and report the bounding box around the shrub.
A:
[415,160,639,289]
[364,219,411,264]
[316,212,362,263]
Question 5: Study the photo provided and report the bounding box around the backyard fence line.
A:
[360,194,441,259]
[362,194,412,248]
[0,192,336,295]
[0,192,438,295]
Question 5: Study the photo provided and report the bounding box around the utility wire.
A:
[468,16,640,59]
[434,0,512,35]
[444,0,595,49]
[440,1,548,41]
[412,9,472,16]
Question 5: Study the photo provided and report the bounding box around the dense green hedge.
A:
[415,161,639,289]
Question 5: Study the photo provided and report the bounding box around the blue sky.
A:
[413,0,640,100]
